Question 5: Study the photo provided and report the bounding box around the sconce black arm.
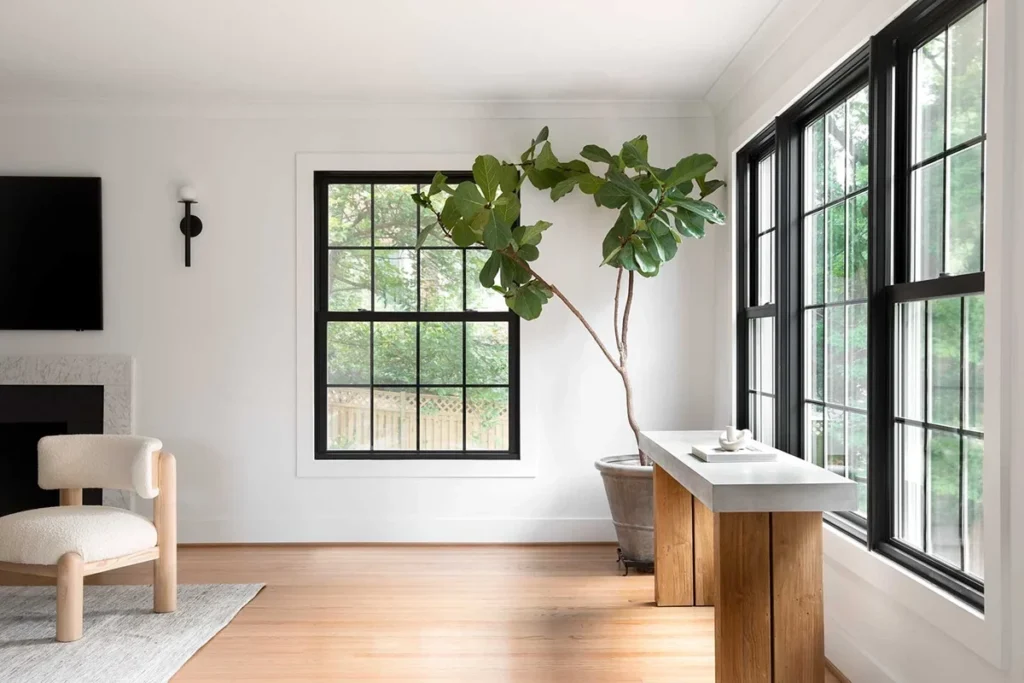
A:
[179,200,203,267]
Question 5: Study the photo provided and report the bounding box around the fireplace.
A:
[0,385,104,517]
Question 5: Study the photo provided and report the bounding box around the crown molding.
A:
[704,0,824,113]
[0,97,714,121]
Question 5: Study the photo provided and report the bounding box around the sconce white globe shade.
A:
[178,186,198,202]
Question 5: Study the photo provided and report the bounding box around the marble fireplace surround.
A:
[0,354,135,509]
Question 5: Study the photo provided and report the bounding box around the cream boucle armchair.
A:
[0,435,176,642]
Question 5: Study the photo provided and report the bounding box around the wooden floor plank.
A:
[1,544,842,682]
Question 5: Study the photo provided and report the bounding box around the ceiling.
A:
[0,0,784,103]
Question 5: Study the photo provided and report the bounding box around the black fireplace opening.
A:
[0,385,104,517]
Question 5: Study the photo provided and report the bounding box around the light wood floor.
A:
[2,544,842,682]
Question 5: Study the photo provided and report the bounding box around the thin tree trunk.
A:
[509,253,649,466]
[618,272,646,465]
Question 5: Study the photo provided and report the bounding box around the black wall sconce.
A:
[178,186,203,267]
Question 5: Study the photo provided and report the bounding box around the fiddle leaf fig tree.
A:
[412,127,725,466]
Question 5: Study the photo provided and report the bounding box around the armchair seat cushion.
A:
[0,506,157,566]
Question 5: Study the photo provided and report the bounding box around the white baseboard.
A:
[826,616,896,683]
[178,517,617,544]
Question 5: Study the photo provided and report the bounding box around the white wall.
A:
[0,101,720,543]
[711,0,1023,681]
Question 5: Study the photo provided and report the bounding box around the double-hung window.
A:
[314,172,520,460]
[735,0,987,607]
[737,133,778,446]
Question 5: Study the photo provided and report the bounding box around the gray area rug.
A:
[0,583,264,683]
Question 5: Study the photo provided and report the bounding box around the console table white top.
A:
[639,430,858,513]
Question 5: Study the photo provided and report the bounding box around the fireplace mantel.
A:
[0,354,135,508]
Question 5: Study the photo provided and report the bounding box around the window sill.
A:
[823,525,1001,668]
[297,454,536,478]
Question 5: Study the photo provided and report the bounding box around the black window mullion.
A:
[778,112,802,456]
[867,30,897,548]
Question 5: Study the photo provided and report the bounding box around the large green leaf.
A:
[498,164,519,194]
[453,182,486,221]
[654,230,678,261]
[473,155,503,202]
[505,281,552,321]
[551,176,579,201]
[698,177,726,199]
[427,171,452,197]
[631,239,658,274]
[611,205,635,237]
[665,153,718,188]
[535,141,560,171]
[498,254,531,288]
[514,220,551,247]
[643,231,666,262]
[451,218,481,247]
[577,173,605,195]
[606,169,656,214]
[674,209,706,239]
[492,193,520,228]
[525,166,566,190]
[517,244,540,261]
[479,251,502,288]
[619,243,637,271]
[620,135,649,169]
[475,210,514,250]
[594,180,631,209]
[677,197,725,224]
[581,144,614,164]
[602,231,623,265]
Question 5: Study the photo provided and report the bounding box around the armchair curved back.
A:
[38,435,163,499]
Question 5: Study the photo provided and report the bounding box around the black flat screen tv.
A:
[0,177,103,330]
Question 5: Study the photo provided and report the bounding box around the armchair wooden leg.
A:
[154,452,177,613]
[56,552,84,642]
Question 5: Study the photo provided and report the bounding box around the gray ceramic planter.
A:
[595,455,653,563]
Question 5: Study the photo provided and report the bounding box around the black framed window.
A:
[802,84,871,517]
[314,171,520,460]
[735,0,987,608]
[737,131,778,446]
[882,0,987,589]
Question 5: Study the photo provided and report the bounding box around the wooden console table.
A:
[639,431,857,683]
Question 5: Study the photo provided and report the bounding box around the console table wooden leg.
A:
[653,465,716,607]
[654,464,693,606]
[714,511,823,683]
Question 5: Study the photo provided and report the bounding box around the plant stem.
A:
[618,272,645,465]
[512,253,647,466]
[613,267,624,361]
[507,253,622,372]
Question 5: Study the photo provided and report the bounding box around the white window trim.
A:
[295,152,536,478]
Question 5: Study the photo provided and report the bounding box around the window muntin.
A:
[802,85,871,516]
[316,173,518,459]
